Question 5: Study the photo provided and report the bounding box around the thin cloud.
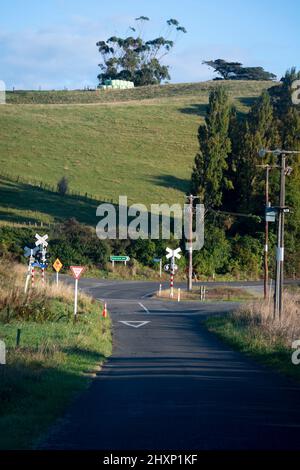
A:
[0,18,115,89]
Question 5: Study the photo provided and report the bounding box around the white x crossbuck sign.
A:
[35,233,49,248]
[166,247,182,260]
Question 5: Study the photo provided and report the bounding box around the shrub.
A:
[57,176,68,196]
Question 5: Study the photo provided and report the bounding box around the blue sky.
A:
[0,0,299,89]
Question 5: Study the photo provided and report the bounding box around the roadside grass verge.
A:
[0,261,112,449]
[204,292,300,382]
[156,286,256,302]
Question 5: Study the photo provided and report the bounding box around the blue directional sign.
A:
[31,262,48,269]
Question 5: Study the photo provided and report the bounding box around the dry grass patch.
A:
[0,260,112,449]
[205,290,300,382]
[237,291,300,346]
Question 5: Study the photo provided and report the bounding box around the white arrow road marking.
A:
[139,303,150,314]
[118,321,150,328]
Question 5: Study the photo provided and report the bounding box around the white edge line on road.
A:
[141,290,158,299]
[139,302,150,314]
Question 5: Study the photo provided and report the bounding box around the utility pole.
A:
[257,164,274,300]
[264,166,270,300]
[259,148,299,319]
[187,195,193,292]
[186,195,199,292]
[276,153,286,319]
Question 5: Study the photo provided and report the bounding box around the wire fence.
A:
[0,171,119,228]
[0,171,118,204]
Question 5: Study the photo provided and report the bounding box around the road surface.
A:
[41,279,300,450]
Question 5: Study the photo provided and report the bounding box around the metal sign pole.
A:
[24,252,33,294]
[31,266,35,289]
[170,256,174,298]
[41,248,46,285]
[70,266,85,321]
[74,278,78,319]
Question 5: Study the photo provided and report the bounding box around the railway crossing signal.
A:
[166,247,181,298]
[34,234,49,285]
[166,247,181,260]
[35,233,48,248]
[24,236,50,292]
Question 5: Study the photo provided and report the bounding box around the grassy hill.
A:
[0,80,274,225]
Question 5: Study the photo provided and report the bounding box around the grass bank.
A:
[0,80,272,225]
[205,292,300,382]
[157,286,257,302]
[0,261,112,449]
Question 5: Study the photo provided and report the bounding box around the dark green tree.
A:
[270,71,300,276]
[232,91,279,212]
[203,59,276,81]
[191,87,232,208]
[268,68,300,121]
[57,176,68,196]
[96,17,187,87]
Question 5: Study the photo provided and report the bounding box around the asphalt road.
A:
[41,279,300,450]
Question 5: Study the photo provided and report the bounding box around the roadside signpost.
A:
[110,255,130,269]
[53,258,63,286]
[70,266,85,320]
[165,247,181,298]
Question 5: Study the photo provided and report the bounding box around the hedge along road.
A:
[40,279,300,450]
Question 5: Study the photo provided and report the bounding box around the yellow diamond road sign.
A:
[53,258,63,272]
